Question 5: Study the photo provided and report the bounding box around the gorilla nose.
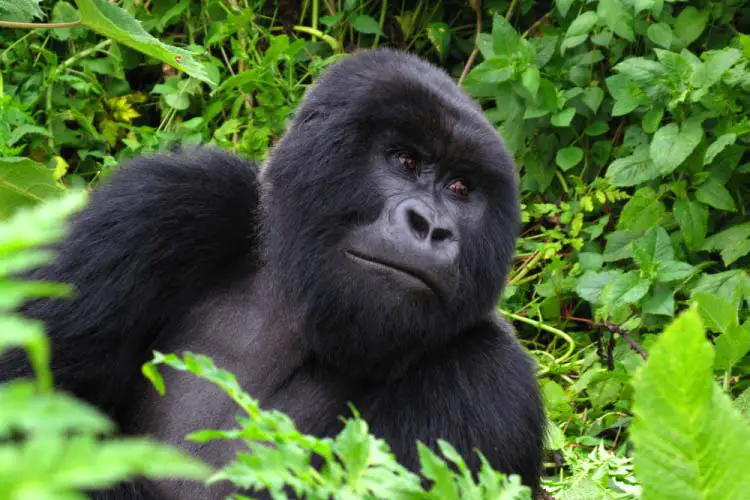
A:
[397,199,458,257]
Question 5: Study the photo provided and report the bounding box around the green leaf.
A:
[582,86,604,113]
[695,178,736,212]
[692,271,750,310]
[617,187,665,232]
[576,270,623,304]
[703,133,737,165]
[606,74,646,116]
[691,49,742,88]
[632,226,674,271]
[642,107,664,134]
[673,6,710,47]
[655,261,695,283]
[351,14,381,34]
[714,324,750,372]
[631,308,750,499]
[735,389,750,425]
[555,0,574,17]
[0,157,65,217]
[604,231,640,262]
[426,22,451,58]
[600,271,651,305]
[0,0,43,21]
[551,108,576,127]
[701,223,750,266]
[647,22,672,49]
[51,1,84,41]
[643,284,675,316]
[693,292,738,334]
[673,199,708,252]
[566,11,599,39]
[649,119,703,175]
[606,145,659,187]
[597,0,634,41]
[74,0,217,87]
[555,147,584,171]
[520,66,540,100]
[491,13,520,58]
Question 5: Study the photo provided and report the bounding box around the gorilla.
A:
[1,48,545,499]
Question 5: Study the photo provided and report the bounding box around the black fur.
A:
[1,49,545,498]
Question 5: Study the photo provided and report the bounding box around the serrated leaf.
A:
[0,0,43,21]
[643,284,675,316]
[604,231,640,262]
[691,49,742,88]
[673,6,710,47]
[631,308,750,499]
[714,323,750,372]
[576,270,622,304]
[555,147,583,171]
[617,187,665,232]
[632,226,673,271]
[695,178,736,212]
[649,119,703,175]
[673,199,708,252]
[600,271,651,305]
[647,22,672,49]
[656,261,695,283]
[606,145,659,187]
[701,223,750,266]
[692,271,750,310]
[703,133,737,165]
[693,292,738,334]
[74,0,217,87]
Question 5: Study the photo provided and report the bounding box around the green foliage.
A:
[631,307,750,499]
[144,352,531,499]
[0,193,212,499]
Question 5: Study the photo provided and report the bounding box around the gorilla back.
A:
[1,49,545,499]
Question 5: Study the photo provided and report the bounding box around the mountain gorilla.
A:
[1,48,545,498]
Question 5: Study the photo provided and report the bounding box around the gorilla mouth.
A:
[345,250,440,298]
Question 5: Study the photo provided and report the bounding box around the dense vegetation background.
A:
[1,0,749,498]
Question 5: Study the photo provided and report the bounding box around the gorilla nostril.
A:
[431,227,454,243]
[407,208,430,240]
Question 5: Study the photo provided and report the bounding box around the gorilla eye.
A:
[397,152,417,170]
[449,180,470,198]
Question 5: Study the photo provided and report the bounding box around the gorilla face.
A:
[260,49,520,376]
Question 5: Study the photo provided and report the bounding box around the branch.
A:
[458,1,482,85]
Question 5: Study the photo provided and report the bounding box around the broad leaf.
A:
[631,308,750,499]
[673,7,710,47]
[0,0,43,21]
[555,147,583,171]
[606,145,659,187]
[0,158,65,217]
[703,133,737,165]
[649,119,703,175]
[714,324,750,371]
[647,23,672,49]
[74,0,217,87]
[673,199,708,251]
[695,178,736,212]
[701,223,750,266]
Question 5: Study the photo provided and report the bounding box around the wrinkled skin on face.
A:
[260,49,521,378]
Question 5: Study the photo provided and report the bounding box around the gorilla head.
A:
[259,49,521,377]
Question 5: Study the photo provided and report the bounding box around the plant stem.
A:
[0,20,82,29]
[373,0,388,48]
[501,309,577,364]
[458,0,482,85]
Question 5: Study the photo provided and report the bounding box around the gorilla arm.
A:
[355,315,545,494]
[1,148,260,422]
